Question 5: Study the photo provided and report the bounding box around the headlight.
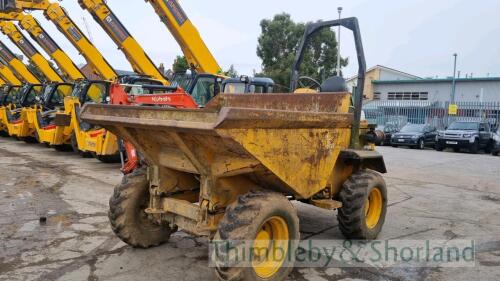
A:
[463,133,472,138]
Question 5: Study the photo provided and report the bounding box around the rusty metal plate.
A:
[206,93,351,113]
[54,113,71,126]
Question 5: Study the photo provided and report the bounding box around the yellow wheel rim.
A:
[252,216,289,279]
[365,187,383,229]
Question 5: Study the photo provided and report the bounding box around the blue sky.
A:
[2,0,500,80]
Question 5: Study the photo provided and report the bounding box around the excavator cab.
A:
[39,82,74,110]
[222,76,275,94]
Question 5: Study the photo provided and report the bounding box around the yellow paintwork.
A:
[26,83,73,144]
[0,40,40,84]
[79,0,168,85]
[0,21,64,83]
[365,187,383,229]
[224,128,350,199]
[14,0,117,80]
[0,63,22,85]
[146,0,221,74]
[6,13,87,80]
[253,216,289,279]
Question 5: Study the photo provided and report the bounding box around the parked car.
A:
[492,127,500,156]
[391,124,437,149]
[374,124,399,146]
[436,121,493,154]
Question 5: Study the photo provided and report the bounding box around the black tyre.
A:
[391,145,397,148]
[213,191,299,281]
[53,144,73,152]
[469,139,479,154]
[453,147,460,153]
[493,151,499,156]
[0,130,8,137]
[337,170,387,240]
[22,136,38,144]
[417,139,425,150]
[109,167,174,248]
[70,132,92,158]
[435,142,444,151]
[484,141,493,154]
[93,152,121,163]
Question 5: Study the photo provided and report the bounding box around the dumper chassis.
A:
[82,17,387,281]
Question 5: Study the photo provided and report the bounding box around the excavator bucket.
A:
[81,93,353,199]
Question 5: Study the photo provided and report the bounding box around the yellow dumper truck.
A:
[81,17,387,281]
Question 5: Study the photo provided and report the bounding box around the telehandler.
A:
[81,17,387,281]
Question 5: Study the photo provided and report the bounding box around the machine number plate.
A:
[398,139,405,142]
[446,141,458,145]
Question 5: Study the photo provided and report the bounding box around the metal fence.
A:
[363,100,500,130]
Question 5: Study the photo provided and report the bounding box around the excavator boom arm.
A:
[0,40,40,83]
[79,0,168,85]
[2,0,118,80]
[145,0,220,74]
[0,20,63,82]
[19,14,86,81]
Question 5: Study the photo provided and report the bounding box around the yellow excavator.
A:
[0,21,62,82]
[0,0,152,159]
[0,20,72,141]
[0,39,46,140]
[0,10,88,146]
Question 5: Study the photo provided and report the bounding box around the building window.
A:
[387,92,428,100]
[373,92,381,100]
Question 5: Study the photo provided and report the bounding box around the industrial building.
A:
[347,65,500,103]
[373,77,500,103]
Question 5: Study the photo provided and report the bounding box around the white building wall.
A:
[373,80,500,103]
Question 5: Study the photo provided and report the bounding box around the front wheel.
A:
[109,167,174,248]
[417,139,425,150]
[337,170,387,240]
[435,142,444,151]
[469,139,479,154]
[92,152,121,163]
[213,191,299,281]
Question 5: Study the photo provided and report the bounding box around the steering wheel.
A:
[297,76,321,91]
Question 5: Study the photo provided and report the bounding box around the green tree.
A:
[223,64,238,78]
[256,13,347,92]
[172,55,189,73]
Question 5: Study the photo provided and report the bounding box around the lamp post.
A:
[337,7,343,76]
[451,53,458,103]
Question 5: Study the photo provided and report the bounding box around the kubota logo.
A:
[151,96,172,103]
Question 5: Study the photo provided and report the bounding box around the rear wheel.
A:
[0,130,8,137]
[109,167,174,248]
[337,170,387,240]
[213,191,299,281]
